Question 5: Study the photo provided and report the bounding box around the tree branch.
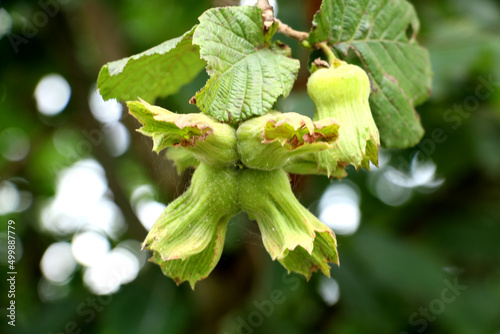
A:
[276,19,309,42]
[256,0,309,41]
[257,0,274,29]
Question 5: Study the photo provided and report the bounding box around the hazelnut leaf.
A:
[98,26,205,103]
[193,6,300,123]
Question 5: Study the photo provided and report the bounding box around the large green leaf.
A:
[309,0,432,148]
[97,26,205,103]
[193,6,300,123]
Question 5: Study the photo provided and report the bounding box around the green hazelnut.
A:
[307,62,380,176]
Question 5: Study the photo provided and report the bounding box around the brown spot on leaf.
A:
[337,161,349,168]
[384,73,399,85]
[227,112,234,124]
[289,136,301,147]
[303,132,324,143]
[179,129,212,147]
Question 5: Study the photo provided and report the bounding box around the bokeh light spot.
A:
[0,9,13,39]
[34,74,71,116]
[384,155,444,190]
[116,239,149,269]
[40,242,77,284]
[375,173,413,206]
[72,231,111,267]
[318,181,361,235]
[318,277,341,306]
[135,199,166,231]
[83,248,140,295]
[89,89,123,125]
[0,127,31,162]
[105,122,130,157]
[40,159,125,238]
[0,181,20,215]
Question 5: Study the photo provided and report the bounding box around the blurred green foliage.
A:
[1,1,499,334]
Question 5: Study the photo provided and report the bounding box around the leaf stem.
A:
[318,42,342,68]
